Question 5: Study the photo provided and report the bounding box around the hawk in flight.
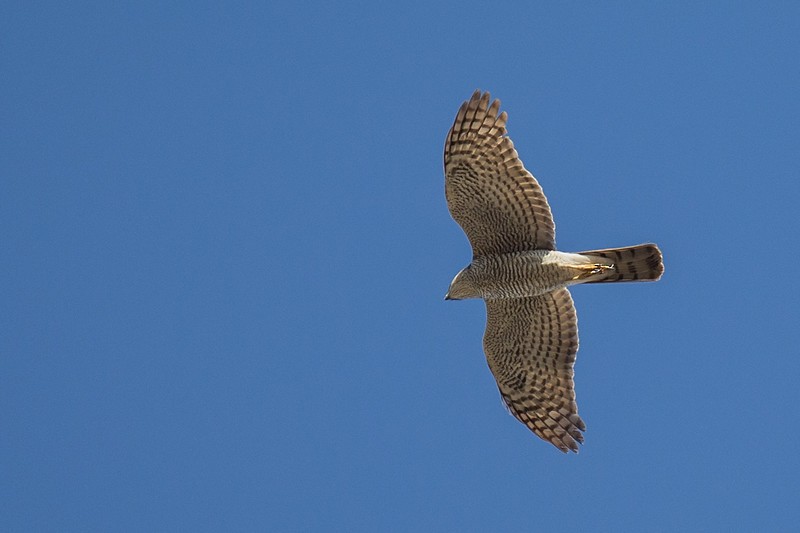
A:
[444,90,664,453]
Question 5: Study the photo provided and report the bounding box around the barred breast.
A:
[469,251,590,299]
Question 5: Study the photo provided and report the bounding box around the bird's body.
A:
[446,250,608,300]
[444,90,663,453]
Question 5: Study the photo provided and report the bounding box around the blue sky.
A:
[3,2,800,531]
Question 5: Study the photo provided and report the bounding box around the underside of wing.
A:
[483,289,585,453]
[444,90,556,257]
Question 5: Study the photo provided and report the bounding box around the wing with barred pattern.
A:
[483,288,586,453]
[444,90,556,257]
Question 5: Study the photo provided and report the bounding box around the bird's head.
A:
[445,266,480,300]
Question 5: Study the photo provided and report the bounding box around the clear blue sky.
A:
[3,2,799,531]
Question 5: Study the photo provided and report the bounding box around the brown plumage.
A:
[444,90,663,453]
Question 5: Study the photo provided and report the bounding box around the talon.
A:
[591,263,614,275]
[572,263,614,281]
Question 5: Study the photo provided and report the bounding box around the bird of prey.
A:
[444,90,664,453]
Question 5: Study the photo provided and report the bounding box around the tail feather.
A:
[579,244,663,283]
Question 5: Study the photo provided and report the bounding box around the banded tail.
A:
[579,244,664,283]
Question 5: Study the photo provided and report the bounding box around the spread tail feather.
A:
[579,244,664,283]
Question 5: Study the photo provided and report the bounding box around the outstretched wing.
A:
[483,288,586,453]
[444,90,556,257]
